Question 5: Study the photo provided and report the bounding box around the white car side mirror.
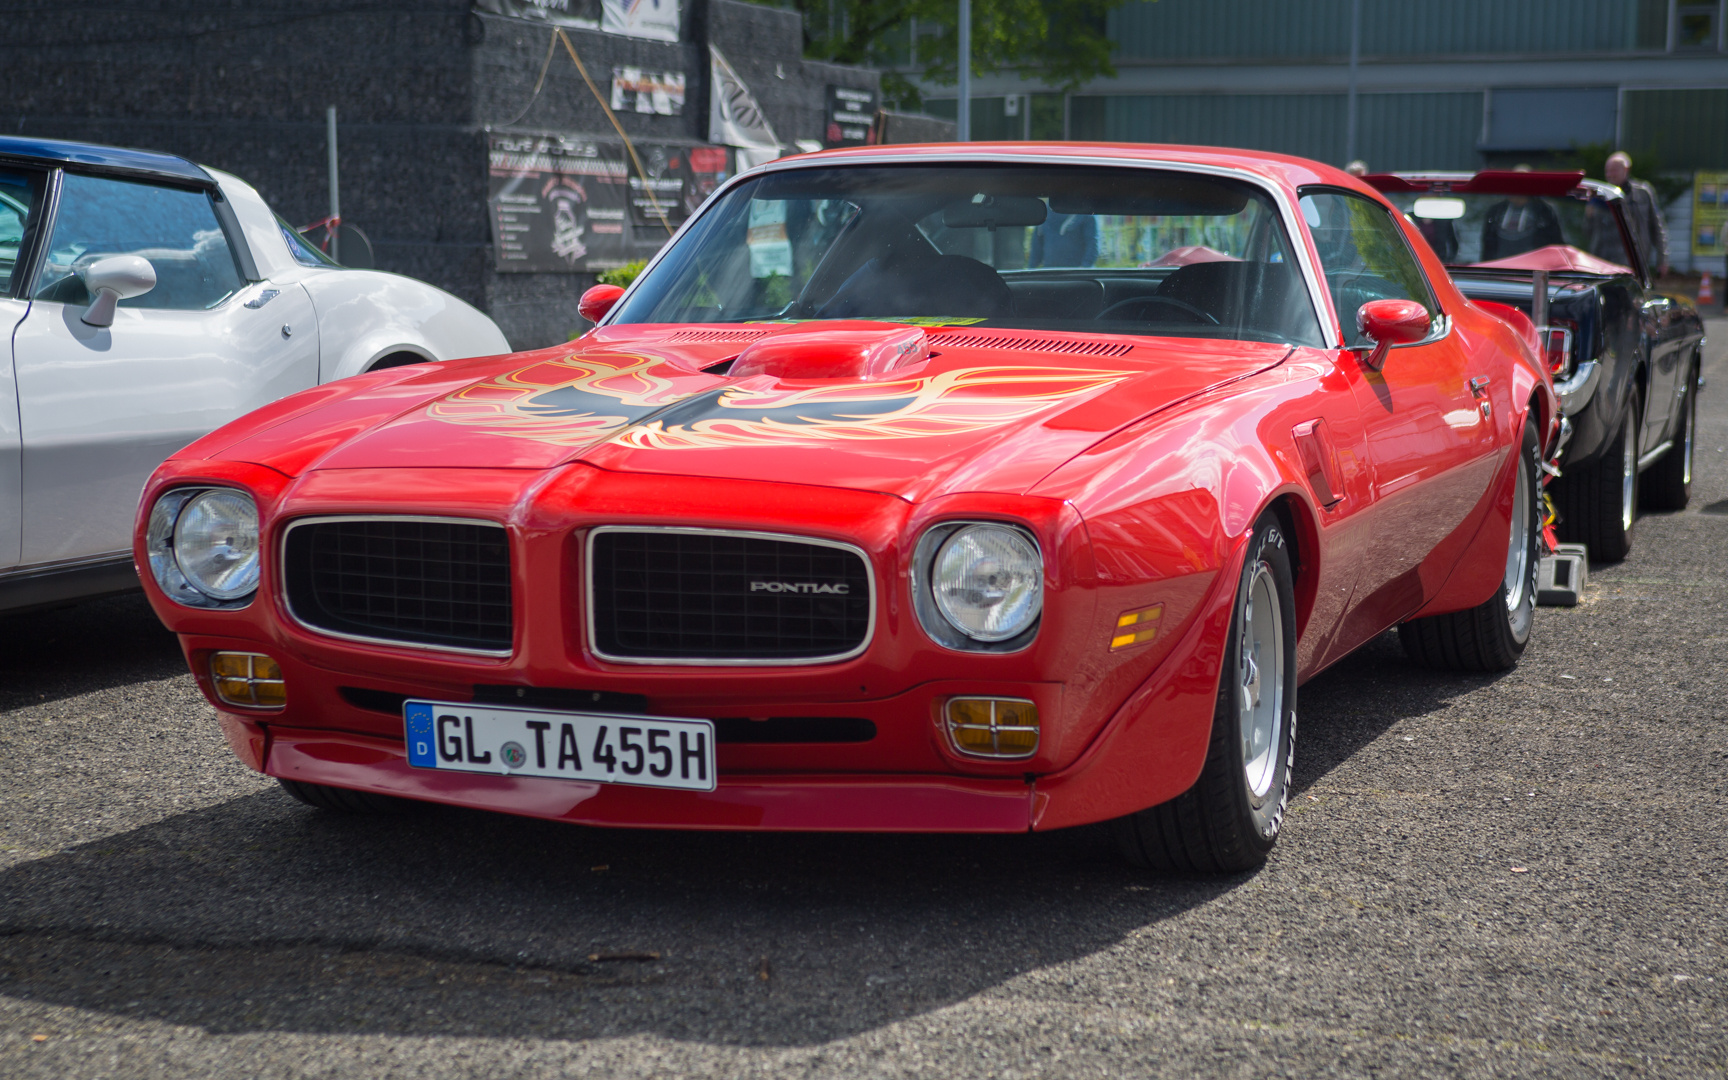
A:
[81,255,157,327]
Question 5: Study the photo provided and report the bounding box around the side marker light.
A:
[210,652,286,708]
[1110,604,1163,650]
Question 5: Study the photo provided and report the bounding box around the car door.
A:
[1300,189,1501,634]
[12,169,318,567]
[0,165,47,571]
[1640,292,1683,449]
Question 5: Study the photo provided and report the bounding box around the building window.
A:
[1671,0,1723,50]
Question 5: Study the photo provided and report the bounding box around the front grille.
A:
[284,518,513,652]
[589,529,872,662]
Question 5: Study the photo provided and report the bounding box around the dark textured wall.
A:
[0,0,877,350]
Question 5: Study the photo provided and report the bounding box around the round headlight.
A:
[173,489,261,601]
[931,524,1043,642]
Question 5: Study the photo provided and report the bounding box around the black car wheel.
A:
[1642,353,1699,511]
[1553,385,1641,562]
[1116,512,1297,874]
[1400,417,1541,672]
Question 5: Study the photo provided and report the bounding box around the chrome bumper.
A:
[1555,360,1601,417]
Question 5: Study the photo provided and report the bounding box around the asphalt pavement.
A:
[4,326,1727,1079]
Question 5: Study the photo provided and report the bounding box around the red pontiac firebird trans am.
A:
[137,145,1555,872]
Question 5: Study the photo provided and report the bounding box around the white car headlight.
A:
[917,523,1043,647]
[146,488,260,608]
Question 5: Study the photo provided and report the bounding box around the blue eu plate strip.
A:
[404,701,438,768]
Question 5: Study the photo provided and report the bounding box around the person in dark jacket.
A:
[1605,151,1669,276]
[1480,194,1564,261]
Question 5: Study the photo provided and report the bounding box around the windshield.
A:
[1383,190,1635,270]
[610,164,1326,346]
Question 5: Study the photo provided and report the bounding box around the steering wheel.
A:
[1096,295,1219,325]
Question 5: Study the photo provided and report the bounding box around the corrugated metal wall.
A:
[1109,0,1661,61]
[1070,92,1482,170]
[1624,89,1728,170]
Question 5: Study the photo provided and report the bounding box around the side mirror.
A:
[81,255,157,327]
[578,284,625,324]
[1355,298,1430,371]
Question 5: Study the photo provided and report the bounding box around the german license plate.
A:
[404,700,715,792]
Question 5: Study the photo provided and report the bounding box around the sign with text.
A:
[611,67,686,115]
[825,85,878,147]
[472,0,600,29]
[601,0,679,41]
[1692,171,1728,257]
[488,132,731,271]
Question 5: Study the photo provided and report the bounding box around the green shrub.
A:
[596,260,648,287]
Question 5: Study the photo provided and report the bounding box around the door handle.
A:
[1468,376,1492,420]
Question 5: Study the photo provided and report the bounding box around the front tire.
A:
[1553,385,1641,562]
[1399,417,1541,672]
[1642,354,1699,511]
[1115,513,1298,873]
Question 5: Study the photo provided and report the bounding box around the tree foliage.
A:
[782,0,1127,109]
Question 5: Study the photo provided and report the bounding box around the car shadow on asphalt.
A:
[0,592,182,711]
[0,631,1491,1047]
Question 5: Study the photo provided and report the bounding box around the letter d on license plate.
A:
[404,700,716,792]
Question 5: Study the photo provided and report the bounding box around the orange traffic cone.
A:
[1700,272,1716,306]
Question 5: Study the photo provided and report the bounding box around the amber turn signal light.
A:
[1110,603,1163,650]
[944,697,1038,759]
[210,652,286,708]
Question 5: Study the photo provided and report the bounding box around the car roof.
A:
[0,135,212,185]
[766,142,1366,197]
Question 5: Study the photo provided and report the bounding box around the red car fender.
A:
[1031,528,1248,830]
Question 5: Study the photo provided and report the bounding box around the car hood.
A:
[209,323,1291,500]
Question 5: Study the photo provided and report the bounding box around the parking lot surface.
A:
[3,325,1726,1079]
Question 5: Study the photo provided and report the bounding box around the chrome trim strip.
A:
[1555,359,1601,417]
[0,549,133,578]
[598,150,1343,349]
[585,525,877,667]
[1637,439,1674,472]
[278,514,514,659]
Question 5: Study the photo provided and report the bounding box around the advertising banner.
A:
[825,85,878,147]
[601,0,680,41]
[1692,171,1728,258]
[488,132,731,271]
[472,0,600,29]
[709,46,781,168]
[611,67,686,115]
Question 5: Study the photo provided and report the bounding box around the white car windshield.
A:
[610,164,1326,346]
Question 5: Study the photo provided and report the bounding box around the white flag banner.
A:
[708,45,782,165]
[601,0,679,41]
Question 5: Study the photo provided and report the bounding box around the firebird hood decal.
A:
[266,332,1293,499]
[428,353,1133,450]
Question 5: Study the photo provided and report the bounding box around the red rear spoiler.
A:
[1362,170,1588,197]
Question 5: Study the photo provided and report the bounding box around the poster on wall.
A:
[488,132,731,271]
[825,85,878,147]
[1692,171,1728,258]
[611,68,686,115]
[601,0,679,41]
[472,0,600,29]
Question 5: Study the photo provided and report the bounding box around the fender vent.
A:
[933,334,1134,357]
[663,328,774,344]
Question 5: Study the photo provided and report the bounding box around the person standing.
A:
[1606,151,1669,277]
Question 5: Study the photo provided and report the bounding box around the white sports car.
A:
[0,136,509,612]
